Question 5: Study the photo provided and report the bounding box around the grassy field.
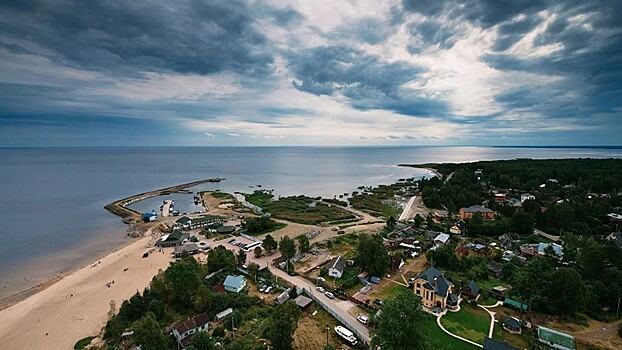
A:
[424,314,480,350]
[440,303,491,344]
[245,191,356,225]
[492,323,532,349]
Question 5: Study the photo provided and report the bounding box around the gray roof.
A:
[415,267,453,298]
[461,205,494,213]
[466,280,480,295]
[504,317,521,329]
[483,337,519,350]
[294,295,313,308]
[328,256,346,274]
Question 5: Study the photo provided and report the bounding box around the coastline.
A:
[0,233,172,350]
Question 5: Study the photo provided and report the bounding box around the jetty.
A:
[104,178,224,222]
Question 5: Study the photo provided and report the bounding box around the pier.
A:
[104,178,224,221]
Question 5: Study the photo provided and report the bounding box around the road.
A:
[398,196,417,221]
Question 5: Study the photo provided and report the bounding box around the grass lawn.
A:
[424,314,480,350]
[369,282,409,300]
[440,303,491,344]
[492,323,533,349]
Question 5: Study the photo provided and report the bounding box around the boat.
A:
[334,326,357,346]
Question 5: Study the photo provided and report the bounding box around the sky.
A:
[0,0,621,147]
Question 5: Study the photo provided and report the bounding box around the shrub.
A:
[74,336,95,350]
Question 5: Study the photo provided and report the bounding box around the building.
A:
[450,225,461,234]
[172,312,209,348]
[521,193,535,203]
[606,232,622,249]
[537,326,576,350]
[503,317,522,334]
[607,213,622,223]
[434,233,450,246]
[173,243,200,258]
[175,215,223,230]
[141,212,157,222]
[156,229,187,247]
[412,267,456,310]
[461,280,480,300]
[520,242,563,259]
[294,295,313,309]
[327,256,346,278]
[459,205,495,220]
[215,308,233,321]
[433,210,450,221]
[483,337,519,350]
[487,261,504,278]
[494,193,506,203]
[223,275,246,293]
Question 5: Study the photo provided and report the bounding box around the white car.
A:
[357,315,369,325]
[325,291,335,299]
[264,286,273,293]
[316,286,325,293]
[259,285,266,292]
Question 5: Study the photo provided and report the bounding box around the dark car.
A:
[374,299,383,306]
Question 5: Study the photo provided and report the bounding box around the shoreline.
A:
[0,232,172,349]
[397,164,442,178]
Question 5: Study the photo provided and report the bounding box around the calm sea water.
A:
[1,146,621,299]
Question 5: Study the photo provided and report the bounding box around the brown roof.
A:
[193,312,209,327]
[212,283,226,294]
[175,318,196,335]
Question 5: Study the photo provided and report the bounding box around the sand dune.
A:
[0,235,172,350]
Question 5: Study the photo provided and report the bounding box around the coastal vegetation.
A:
[349,181,416,216]
[243,216,286,235]
[245,190,356,225]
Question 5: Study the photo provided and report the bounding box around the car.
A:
[316,286,325,293]
[264,286,273,293]
[374,299,383,306]
[228,239,236,244]
[325,291,335,299]
[317,277,326,283]
[259,285,266,292]
[357,315,369,325]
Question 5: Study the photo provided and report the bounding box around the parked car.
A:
[325,291,335,299]
[229,239,237,244]
[264,286,273,293]
[357,315,369,324]
[259,285,266,292]
[316,286,325,293]
[374,299,383,306]
[317,277,326,283]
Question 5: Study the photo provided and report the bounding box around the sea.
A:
[1,146,621,301]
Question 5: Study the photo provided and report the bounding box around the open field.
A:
[440,303,491,344]
[424,314,480,350]
[293,308,343,350]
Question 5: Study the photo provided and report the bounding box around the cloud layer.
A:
[0,0,620,146]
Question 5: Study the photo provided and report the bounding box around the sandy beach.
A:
[0,235,172,350]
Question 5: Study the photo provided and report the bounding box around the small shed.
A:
[370,276,381,284]
[215,308,233,321]
[294,295,313,309]
[537,326,576,350]
[503,317,522,334]
[504,298,527,310]
[461,280,480,300]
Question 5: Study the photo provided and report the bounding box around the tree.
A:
[511,209,535,235]
[289,285,298,299]
[134,312,168,350]
[207,245,235,273]
[426,245,458,270]
[254,246,263,258]
[371,291,430,350]
[414,214,424,228]
[164,257,202,309]
[266,301,301,350]
[247,262,260,282]
[190,331,217,350]
[263,234,278,252]
[386,215,396,232]
[237,249,247,267]
[297,235,310,254]
[279,236,296,260]
[356,234,389,276]
[547,268,586,316]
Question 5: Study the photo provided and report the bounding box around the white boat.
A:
[334,325,357,346]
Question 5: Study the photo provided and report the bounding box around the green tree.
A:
[297,235,311,254]
[371,291,430,350]
[237,249,247,267]
[254,246,263,258]
[207,245,236,273]
[164,257,202,309]
[386,215,396,232]
[289,286,298,299]
[511,209,535,235]
[134,312,168,350]
[547,268,586,316]
[279,236,296,260]
[263,234,278,252]
[426,245,458,270]
[266,301,301,350]
[247,262,260,282]
[190,331,217,350]
[414,214,424,228]
[356,234,389,276]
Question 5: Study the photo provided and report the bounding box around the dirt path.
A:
[546,318,622,350]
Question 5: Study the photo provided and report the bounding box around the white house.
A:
[434,233,450,246]
[327,256,346,278]
[173,312,209,348]
[521,193,535,203]
[223,275,246,293]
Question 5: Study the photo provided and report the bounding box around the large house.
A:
[173,312,209,348]
[412,267,457,310]
[459,205,495,220]
[175,215,223,230]
[156,229,187,247]
[223,275,246,293]
[327,256,346,278]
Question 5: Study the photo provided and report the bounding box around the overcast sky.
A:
[1,0,621,146]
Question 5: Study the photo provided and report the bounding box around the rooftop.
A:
[538,326,576,349]
[461,205,494,213]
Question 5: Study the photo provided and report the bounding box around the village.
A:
[92,159,622,350]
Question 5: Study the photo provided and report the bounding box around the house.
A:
[537,326,576,350]
[223,275,246,293]
[503,317,522,334]
[294,295,313,309]
[433,210,450,221]
[494,193,506,203]
[141,212,157,222]
[401,226,417,236]
[412,267,457,310]
[173,243,200,258]
[483,337,519,350]
[521,193,535,203]
[357,271,370,285]
[520,243,563,259]
[175,215,224,231]
[172,312,209,348]
[215,308,233,321]
[455,246,470,257]
[487,261,504,278]
[607,213,622,223]
[499,233,519,249]
[459,205,495,220]
[450,225,461,234]
[461,280,480,300]
[434,233,450,245]
[327,256,346,278]
[156,229,187,247]
[606,232,622,249]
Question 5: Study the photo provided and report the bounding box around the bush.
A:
[74,336,95,350]
[213,326,226,338]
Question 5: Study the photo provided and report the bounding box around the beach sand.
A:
[0,235,172,350]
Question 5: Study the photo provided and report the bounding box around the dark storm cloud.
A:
[0,0,277,76]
